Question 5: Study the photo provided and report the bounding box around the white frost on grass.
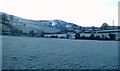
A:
[2,36,118,69]
[0,35,2,70]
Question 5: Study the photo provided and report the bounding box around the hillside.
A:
[0,12,81,34]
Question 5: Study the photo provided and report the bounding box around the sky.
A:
[0,0,119,27]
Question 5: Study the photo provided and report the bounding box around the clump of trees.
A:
[75,33,80,39]
[9,29,45,38]
[100,23,109,30]
[29,30,45,37]
[11,29,23,36]
[29,30,35,37]
[75,32,116,41]
[109,33,116,40]
[89,34,95,40]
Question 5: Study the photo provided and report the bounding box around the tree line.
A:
[75,33,116,40]
[2,29,45,37]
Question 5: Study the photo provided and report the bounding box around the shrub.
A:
[80,35,86,39]
[95,35,102,40]
[117,38,120,41]
[29,30,35,37]
[60,36,66,39]
[66,34,71,39]
[104,36,110,40]
[109,33,116,40]
[89,34,95,40]
[41,31,45,37]
[51,35,58,38]
[101,35,105,39]
[75,33,80,39]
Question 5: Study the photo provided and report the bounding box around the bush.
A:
[51,35,58,38]
[60,36,66,39]
[95,35,102,40]
[109,33,116,40]
[66,34,69,39]
[41,31,45,37]
[75,33,80,39]
[89,34,95,40]
[117,38,120,41]
[101,35,105,39]
[80,35,87,39]
[29,30,35,37]
[66,34,71,39]
[104,36,110,40]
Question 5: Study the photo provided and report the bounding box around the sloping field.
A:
[2,36,118,69]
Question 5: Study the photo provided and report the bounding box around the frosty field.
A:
[2,36,118,69]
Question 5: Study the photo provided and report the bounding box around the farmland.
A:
[2,36,118,69]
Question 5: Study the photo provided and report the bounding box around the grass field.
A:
[2,36,118,69]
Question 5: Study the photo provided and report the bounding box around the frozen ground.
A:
[0,35,2,70]
[2,36,118,69]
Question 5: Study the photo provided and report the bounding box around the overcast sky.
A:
[0,0,119,27]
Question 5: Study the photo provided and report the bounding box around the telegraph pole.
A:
[112,20,114,30]
[113,20,114,26]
